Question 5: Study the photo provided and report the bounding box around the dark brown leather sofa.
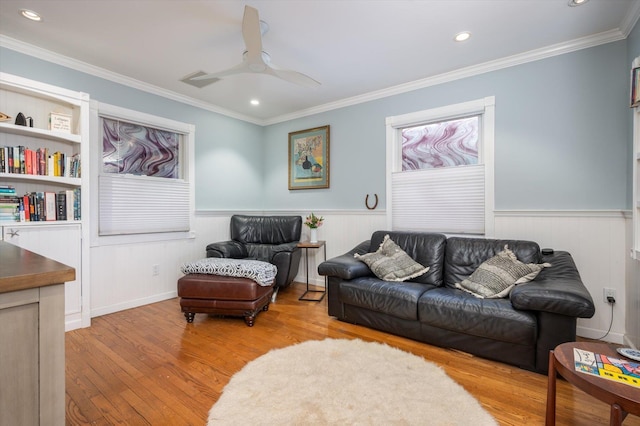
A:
[318,231,595,374]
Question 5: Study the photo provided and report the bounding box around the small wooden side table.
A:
[546,342,640,425]
[297,240,326,302]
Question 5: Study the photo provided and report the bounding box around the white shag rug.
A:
[208,338,497,425]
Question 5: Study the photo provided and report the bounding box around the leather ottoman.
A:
[177,273,274,326]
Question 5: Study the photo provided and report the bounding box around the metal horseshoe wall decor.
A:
[365,194,378,210]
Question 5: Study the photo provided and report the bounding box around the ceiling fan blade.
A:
[267,66,321,88]
[191,62,251,81]
[242,5,263,62]
[186,6,320,88]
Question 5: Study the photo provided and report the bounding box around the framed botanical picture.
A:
[632,67,640,107]
[288,125,330,190]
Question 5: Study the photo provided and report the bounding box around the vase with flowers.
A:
[304,213,324,243]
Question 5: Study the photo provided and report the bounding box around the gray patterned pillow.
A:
[180,258,277,286]
[455,245,551,298]
[355,234,429,282]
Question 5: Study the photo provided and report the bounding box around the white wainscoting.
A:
[494,210,630,344]
[89,209,634,345]
[89,214,229,318]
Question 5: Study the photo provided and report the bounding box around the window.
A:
[90,102,195,244]
[102,118,181,178]
[386,97,495,235]
[402,116,479,170]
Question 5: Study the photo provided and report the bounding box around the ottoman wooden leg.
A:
[184,312,195,323]
[244,314,256,327]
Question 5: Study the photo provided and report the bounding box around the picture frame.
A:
[288,125,330,190]
[49,112,72,133]
[632,67,640,107]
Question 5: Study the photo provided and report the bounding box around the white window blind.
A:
[99,174,190,235]
[386,97,495,236]
[391,165,485,234]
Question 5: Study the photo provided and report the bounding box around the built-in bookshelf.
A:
[634,113,640,260]
[633,58,640,261]
[0,72,90,330]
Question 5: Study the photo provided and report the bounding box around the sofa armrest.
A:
[510,251,595,318]
[318,240,373,280]
[206,240,248,259]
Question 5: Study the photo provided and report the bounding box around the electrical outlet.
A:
[603,287,616,304]
[152,264,160,276]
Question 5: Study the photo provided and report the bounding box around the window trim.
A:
[385,96,495,236]
[89,101,195,246]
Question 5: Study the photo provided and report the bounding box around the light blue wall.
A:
[263,40,631,211]
[1,37,633,211]
[0,47,264,210]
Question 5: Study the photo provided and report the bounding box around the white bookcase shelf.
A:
[0,172,81,186]
[0,121,81,144]
[0,72,90,330]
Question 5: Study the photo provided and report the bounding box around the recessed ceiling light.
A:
[250,99,260,106]
[568,0,589,6]
[20,9,42,21]
[454,32,471,42]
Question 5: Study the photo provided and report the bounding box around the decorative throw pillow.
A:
[455,245,551,299]
[354,234,430,282]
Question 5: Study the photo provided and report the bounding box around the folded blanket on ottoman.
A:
[180,258,277,287]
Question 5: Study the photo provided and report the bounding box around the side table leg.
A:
[610,404,626,426]
[545,350,557,426]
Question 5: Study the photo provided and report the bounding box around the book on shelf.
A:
[56,191,66,221]
[44,191,56,221]
[0,185,17,196]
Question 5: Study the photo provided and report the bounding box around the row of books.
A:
[0,186,81,222]
[0,146,81,178]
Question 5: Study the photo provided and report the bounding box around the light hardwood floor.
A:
[65,282,640,425]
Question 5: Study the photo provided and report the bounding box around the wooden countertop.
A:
[0,241,75,294]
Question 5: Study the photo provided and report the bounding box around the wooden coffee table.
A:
[546,342,640,425]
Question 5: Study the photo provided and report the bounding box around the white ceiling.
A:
[1,0,639,124]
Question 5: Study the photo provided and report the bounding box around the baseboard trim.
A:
[91,291,177,318]
[577,325,625,344]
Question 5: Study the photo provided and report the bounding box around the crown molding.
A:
[620,0,640,37]
[0,34,263,126]
[0,27,629,127]
[263,29,626,125]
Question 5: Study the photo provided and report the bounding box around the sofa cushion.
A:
[370,231,447,286]
[455,246,551,298]
[355,235,429,282]
[444,237,541,288]
[418,287,537,346]
[340,277,433,321]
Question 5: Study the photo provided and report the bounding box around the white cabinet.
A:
[2,223,82,329]
[0,72,90,330]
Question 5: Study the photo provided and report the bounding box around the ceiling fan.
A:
[188,5,320,88]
